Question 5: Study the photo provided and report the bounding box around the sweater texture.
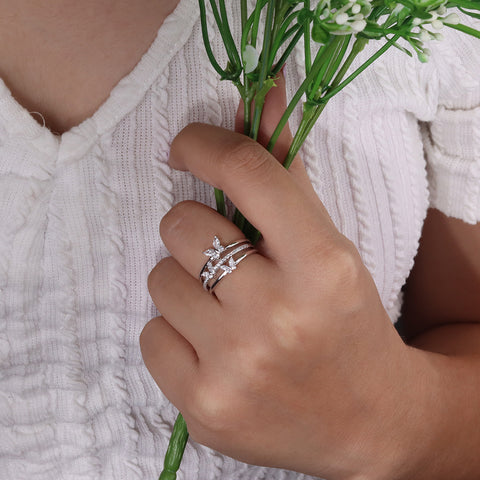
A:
[0,0,479,478]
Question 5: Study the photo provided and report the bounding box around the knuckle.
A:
[220,139,275,184]
[304,234,363,290]
[159,200,200,241]
[329,241,363,286]
[266,300,309,354]
[323,241,369,313]
[188,384,235,435]
[237,342,274,389]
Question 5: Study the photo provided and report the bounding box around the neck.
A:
[0,0,179,47]
[0,0,181,133]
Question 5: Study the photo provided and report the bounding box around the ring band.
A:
[200,236,257,293]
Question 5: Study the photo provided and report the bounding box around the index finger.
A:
[168,123,336,261]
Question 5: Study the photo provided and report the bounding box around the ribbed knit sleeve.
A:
[422,17,480,224]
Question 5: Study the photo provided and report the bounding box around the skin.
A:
[2,1,480,478]
[0,0,179,133]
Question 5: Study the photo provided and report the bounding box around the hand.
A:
[141,77,426,480]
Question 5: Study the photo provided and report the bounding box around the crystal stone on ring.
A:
[220,257,237,274]
[201,262,217,281]
[203,236,225,260]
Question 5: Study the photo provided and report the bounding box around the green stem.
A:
[330,37,369,90]
[304,0,311,75]
[282,35,393,169]
[267,10,302,68]
[240,0,248,30]
[309,35,350,99]
[234,1,278,236]
[158,414,189,480]
[318,34,400,105]
[282,38,370,167]
[282,102,327,170]
[266,38,340,153]
[218,0,242,68]
[241,8,258,54]
[322,35,352,89]
[447,0,480,11]
[250,0,276,140]
[214,188,226,217]
[251,0,265,48]
[444,22,480,39]
[272,25,304,74]
[198,0,232,79]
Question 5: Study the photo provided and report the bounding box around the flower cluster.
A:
[371,0,465,61]
[312,0,373,42]
[310,0,468,62]
[409,8,461,60]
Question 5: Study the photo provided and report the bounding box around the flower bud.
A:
[444,13,460,25]
[335,12,349,24]
[419,29,432,41]
[418,52,429,62]
[242,45,259,74]
[351,19,367,32]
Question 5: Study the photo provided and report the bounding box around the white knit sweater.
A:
[1,0,479,478]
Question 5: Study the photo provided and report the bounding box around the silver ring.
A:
[200,236,257,293]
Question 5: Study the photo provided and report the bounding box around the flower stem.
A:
[444,21,480,39]
[318,34,400,105]
[214,188,226,217]
[266,37,342,155]
[304,0,312,75]
[158,414,189,480]
[218,0,242,68]
[251,0,276,140]
[198,0,231,79]
[240,0,248,30]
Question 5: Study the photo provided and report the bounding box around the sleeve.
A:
[422,16,480,224]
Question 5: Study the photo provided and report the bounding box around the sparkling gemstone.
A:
[221,257,237,273]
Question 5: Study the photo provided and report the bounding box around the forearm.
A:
[400,322,480,480]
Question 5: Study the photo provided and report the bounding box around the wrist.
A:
[366,345,476,480]
[354,345,443,480]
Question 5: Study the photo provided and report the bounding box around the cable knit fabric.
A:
[0,0,479,478]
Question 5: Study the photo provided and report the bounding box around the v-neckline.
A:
[0,0,197,163]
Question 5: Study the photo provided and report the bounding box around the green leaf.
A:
[459,6,480,18]
[312,21,331,43]
[445,21,480,38]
